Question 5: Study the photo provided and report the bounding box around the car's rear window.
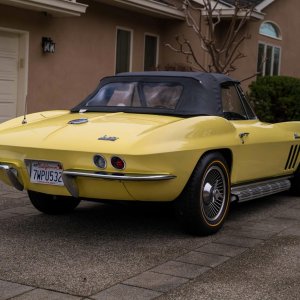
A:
[85,82,183,110]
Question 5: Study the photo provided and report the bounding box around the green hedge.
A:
[248,76,300,123]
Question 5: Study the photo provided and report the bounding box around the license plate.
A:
[29,161,64,186]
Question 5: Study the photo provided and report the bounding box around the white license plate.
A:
[30,161,64,186]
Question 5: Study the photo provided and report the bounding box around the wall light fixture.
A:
[42,37,55,53]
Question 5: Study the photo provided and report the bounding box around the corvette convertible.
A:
[0,71,299,235]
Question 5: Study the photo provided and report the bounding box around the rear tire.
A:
[176,152,231,235]
[28,191,81,214]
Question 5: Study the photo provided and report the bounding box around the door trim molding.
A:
[0,26,29,119]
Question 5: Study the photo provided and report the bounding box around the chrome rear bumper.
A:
[0,163,176,198]
[0,164,24,191]
[62,169,176,198]
[63,169,176,181]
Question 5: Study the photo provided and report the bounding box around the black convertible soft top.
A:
[72,71,239,117]
[117,71,237,84]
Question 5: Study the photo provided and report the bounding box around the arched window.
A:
[259,22,281,39]
[257,21,281,76]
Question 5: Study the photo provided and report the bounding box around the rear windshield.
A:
[85,82,183,110]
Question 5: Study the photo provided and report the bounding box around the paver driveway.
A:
[0,182,299,300]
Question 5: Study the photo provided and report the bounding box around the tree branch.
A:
[166,0,255,74]
[165,35,208,72]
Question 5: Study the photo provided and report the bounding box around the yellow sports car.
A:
[0,72,299,235]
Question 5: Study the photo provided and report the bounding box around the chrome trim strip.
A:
[62,169,176,181]
[62,169,176,198]
[0,164,24,191]
[231,176,291,203]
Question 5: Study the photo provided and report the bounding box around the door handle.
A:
[239,132,249,144]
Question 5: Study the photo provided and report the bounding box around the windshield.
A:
[85,82,183,110]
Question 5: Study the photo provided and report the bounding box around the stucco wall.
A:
[230,0,300,87]
[1,0,299,114]
[0,0,164,113]
[160,9,206,71]
[261,0,300,78]
[161,0,300,88]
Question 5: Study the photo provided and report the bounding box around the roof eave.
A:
[94,0,185,20]
[202,9,265,20]
[0,0,88,16]
[256,0,276,12]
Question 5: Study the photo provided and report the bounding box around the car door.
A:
[221,83,293,185]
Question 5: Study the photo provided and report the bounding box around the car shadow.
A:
[7,191,294,241]
[15,200,189,241]
[227,191,296,223]
[1,190,296,245]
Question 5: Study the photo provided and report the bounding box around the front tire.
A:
[176,152,231,235]
[28,191,81,214]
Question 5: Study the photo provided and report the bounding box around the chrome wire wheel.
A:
[201,165,227,223]
[175,152,230,235]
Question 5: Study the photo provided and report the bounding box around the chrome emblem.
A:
[98,135,119,141]
[68,118,88,124]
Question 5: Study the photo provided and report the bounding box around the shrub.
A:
[248,76,300,123]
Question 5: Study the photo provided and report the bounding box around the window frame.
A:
[115,27,133,74]
[259,21,282,40]
[257,41,281,76]
[221,83,257,120]
[236,84,257,120]
[143,33,159,71]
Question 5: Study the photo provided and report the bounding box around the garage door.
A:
[0,31,19,123]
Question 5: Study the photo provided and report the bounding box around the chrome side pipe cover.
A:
[231,176,292,203]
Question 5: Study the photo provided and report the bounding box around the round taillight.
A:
[111,156,126,170]
[93,154,107,169]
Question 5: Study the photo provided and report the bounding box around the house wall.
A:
[261,0,300,77]
[0,0,164,114]
[161,0,300,88]
[159,5,207,72]
[1,0,299,116]
[160,18,207,71]
[231,0,300,86]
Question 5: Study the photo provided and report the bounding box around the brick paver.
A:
[150,261,209,279]
[195,242,247,257]
[10,288,82,300]
[91,284,162,300]
[176,251,229,268]
[0,280,34,300]
[215,235,263,248]
[123,271,189,293]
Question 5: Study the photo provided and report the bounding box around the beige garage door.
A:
[0,31,19,123]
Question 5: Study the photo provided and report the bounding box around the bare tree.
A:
[166,0,257,74]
